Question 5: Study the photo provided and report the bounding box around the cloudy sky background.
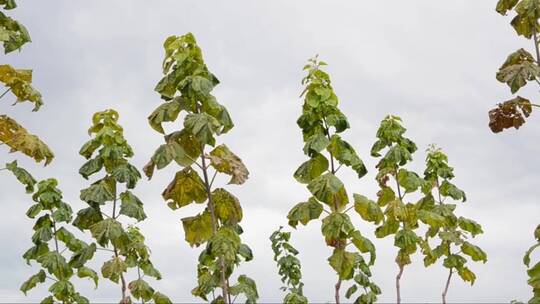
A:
[1,0,539,302]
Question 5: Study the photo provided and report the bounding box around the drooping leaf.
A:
[212,188,242,224]
[119,191,147,221]
[307,173,348,210]
[350,230,376,266]
[303,133,330,157]
[77,266,99,288]
[458,217,484,237]
[90,218,124,248]
[327,134,367,178]
[287,197,323,228]
[353,194,384,224]
[79,178,115,205]
[293,153,328,184]
[20,270,45,295]
[0,115,54,165]
[489,96,533,133]
[229,275,259,304]
[162,167,207,209]
[184,113,220,146]
[328,249,356,280]
[5,160,35,192]
[461,242,488,263]
[181,210,213,247]
[496,49,540,93]
[208,144,249,185]
[321,213,354,247]
[101,257,127,284]
[0,13,31,53]
[129,279,155,302]
[148,97,183,133]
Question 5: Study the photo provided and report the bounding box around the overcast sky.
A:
[1,0,539,303]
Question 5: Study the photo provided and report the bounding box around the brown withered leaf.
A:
[488,96,533,133]
[0,115,54,165]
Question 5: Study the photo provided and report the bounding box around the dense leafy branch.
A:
[287,56,379,304]
[73,109,170,304]
[145,33,257,304]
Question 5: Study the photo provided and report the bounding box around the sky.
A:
[1,0,539,303]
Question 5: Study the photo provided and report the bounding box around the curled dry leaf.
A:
[488,96,532,133]
[0,115,53,165]
[0,64,43,111]
[207,144,249,185]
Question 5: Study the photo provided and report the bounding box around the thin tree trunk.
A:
[442,268,453,304]
[396,264,404,304]
[334,278,342,304]
[200,149,229,304]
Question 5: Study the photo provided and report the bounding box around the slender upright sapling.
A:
[287,56,380,304]
[74,109,170,304]
[145,33,258,303]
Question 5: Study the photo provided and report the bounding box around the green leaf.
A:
[140,260,162,279]
[287,197,323,228]
[112,163,141,189]
[102,257,127,283]
[524,243,540,267]
[321,213,354,247]
[5,160,35,193]
[153,292,173,304]
[350,230,376,266]
[303,133,330,156]
[294,153,329,184]
[80,178,115,204]
[327,135,367,178]
[119,191,147,221]
[79,157,104,179]
[48,280,75,302]
[129,279,155,302]
[328,249,356,280]
[73,206,103,230]
[69,243,96,268]
[439,180,466,202]
[229,275,259,304]
[307,173,348,211]
[55,227,84,252]
[148,98,183,133]
[397,169,423,193]
[394,229,420,254]
[77,266,99,288]
[208,227,241,264]
[184,113,220,146]
[353,194,384,224]
[202,95,234,134]
[284,292,308,304]
[90,218,124,248]
[208,144,249,185]
[443,254,467,269]
[496,0,519,14]
[458,217,483,236]
[375,219,400,238]
[37,251,73,279]
[457,266,477,285]
[22,243,49,264]
[212,188,243,224]
[461,242,488,263]
[345,284,358,299]
[20,270,45,295]
[182,210,213,247]
[496,49,540,93]
[162,167,207,209]
[418,209,446,228]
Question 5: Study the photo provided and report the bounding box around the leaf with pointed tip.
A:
[101,257,127,284]
[461,242,487,263]
[350,230,376,266]
[458,217,483,237]
[353,194,383,224]
[229,275,259,304]
[327,135,367,178]
[496,49,540,93]
[20,270,45,295]
[184,113,220,146]
[212,188,242,224]
[0,13,31,53]
[208,144,249,185]
[148,98,183,133]
[79,157,104,179]
[112,163,141,189]
[5,160,35,193]
[457,266,476,285]
[77,266,98,288]
[307,173,348,210]
[119,191,147,221]
[69,243,96,268]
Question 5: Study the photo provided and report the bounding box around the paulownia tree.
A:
[287,56,380,304]
[9,172,96,303]
[269,227,308,304]
[419,146,487,304]
[0,1,53,165]
[491,1,540,301]
[73,109,170,304]
[145,33,257,304]
[358,115,426,304]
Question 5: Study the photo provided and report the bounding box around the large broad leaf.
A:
[321,213,354,247]
[69,243,97,268]
[90,218,124,248]
[129,279,155,302]
[458,217,483,237]
[327,135,367,178]
[461,242,487,263]
[5,160,35,193]
[0,13,31,53]
[457,266,476,285]
[184,113,220,146]
[80,178,115,204]
[162,167,207,209]
[353,194,383,224]
[287,197,323,228]
[201,95,234,134]
[212,188,242,224]
[496,0,519,15]
[181,210,213,247]
[0,115,54,165]
[293,153,328,184]
[77,266,99,288]
[510,0,540,38]
[36,251,73,279]
[111,163,141,189]
[328,249,356,280]
[119,191,147,221]
[303,133,330,157]
[148,97,183,133]
[0,64,42,110]
[307,173,348,211]
[207,226,241,264]
[229,275,259,304]
[496,49,540,93]
[208,144,249,185]
[102,257,127,284]
[350,230,376,266]
[20,270,45,295]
